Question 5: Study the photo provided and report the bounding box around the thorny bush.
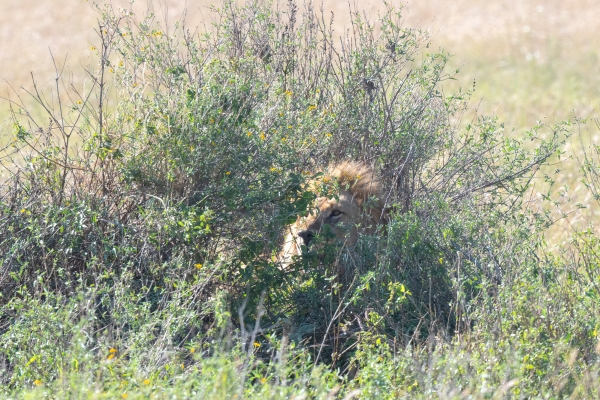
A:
[1,0,588,397]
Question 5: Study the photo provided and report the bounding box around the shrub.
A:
[2,0,597,397]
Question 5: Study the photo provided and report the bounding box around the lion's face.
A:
[293,189,364,249]
[278,161,386,267]
[282,190,383,264]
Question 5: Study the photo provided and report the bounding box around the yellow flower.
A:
[308,105,317,110]
[284,90,292,96]
[260,377,267,384]
[110,68,114,73]
[210,118,215,123]
[77,100,83,105]
[143,379,151,385]
[90,46,97,50]
[287,125,293,129]
[195,263,202,269]
[107,353,115,360]
[281,137,287,142]
[260,132,266,140]
[109,348,117,353]
[279,113,284,117]
[325,133,332,138]
[253,342,261,347]
[122,394,128,399]
[190,347,195,353]
[20,208,26,213]
[119,61,124,67]
[225,171,231,175]
[34,380,42,386]
[122,32,128,37]
[247,131,252,137]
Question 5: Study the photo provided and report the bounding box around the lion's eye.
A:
[331,210,342,217]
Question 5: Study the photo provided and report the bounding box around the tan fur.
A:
[279,161,386,267]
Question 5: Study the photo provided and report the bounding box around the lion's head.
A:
[280,161,387,266]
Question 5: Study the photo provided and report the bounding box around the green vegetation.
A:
[1,1,599,398]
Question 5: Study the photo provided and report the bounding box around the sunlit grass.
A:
[409,0,600,246]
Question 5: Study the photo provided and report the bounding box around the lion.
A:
[279,161,387,267]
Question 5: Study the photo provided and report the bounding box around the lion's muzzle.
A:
[297,230,314,247]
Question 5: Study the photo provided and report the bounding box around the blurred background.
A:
[1,0,599,244]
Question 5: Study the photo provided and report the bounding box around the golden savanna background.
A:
[1,0,599,244]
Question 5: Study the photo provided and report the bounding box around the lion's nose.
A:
[297,230,314,247]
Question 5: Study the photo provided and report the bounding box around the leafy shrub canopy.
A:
[2,1,597,398]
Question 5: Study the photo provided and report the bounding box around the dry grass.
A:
[401,0,600,245]
[1,0,599,244]
[406,0,600,124]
